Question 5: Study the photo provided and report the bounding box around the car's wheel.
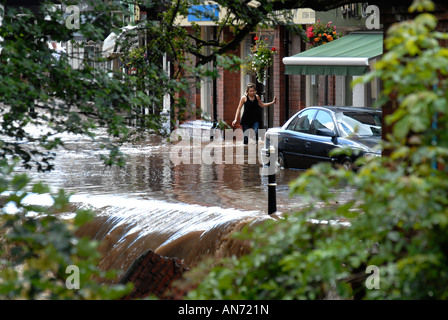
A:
[277,153,286,169]
[341,157,353,171]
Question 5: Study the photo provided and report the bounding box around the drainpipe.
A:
[211,26,218,140]
[213,53,217,125]
[284,28,290,122]
[324,75,328,105]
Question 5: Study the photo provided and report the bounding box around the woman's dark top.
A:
[240,95,262,127]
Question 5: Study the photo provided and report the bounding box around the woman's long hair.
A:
[245,83,256,95]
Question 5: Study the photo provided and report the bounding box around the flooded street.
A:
[21,128,306,215]
[13,125,339,272]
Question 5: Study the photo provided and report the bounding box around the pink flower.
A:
[306,26,314,39]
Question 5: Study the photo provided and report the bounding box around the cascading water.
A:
[72,194,270,273]
[8,122,310,279]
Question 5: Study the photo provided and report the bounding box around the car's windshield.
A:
[335,111,382,137]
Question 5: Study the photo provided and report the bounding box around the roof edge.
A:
[283,57,370,66]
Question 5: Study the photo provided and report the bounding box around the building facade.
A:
[179,3,381,131]
[176,6,316,130]
[2,1,382,131]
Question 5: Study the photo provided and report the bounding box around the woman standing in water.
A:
[232,83,276,144]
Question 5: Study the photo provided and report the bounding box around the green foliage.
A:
[0,1,153,171]
[187,0,448,300]
[0,159,133,299]
[0,1,213,170]
[216,119,231,131]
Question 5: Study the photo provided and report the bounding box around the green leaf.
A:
[11,174,31,192]
[74,209,95,227]
[31,182,51,194]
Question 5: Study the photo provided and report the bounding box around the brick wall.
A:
[218,67,241,125]
[272,27,284,127]
[317,75,336,106]
[175,25,313,128]
[218,26,310,127]
[287,32,307,117]
[218,29,241,126]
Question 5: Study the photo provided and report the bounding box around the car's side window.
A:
[286,116,299,131]
[310,111,335,135]
[288,109,317,133]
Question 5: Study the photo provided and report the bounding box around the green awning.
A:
[283,32,383,76]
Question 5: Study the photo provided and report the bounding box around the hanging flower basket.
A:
[241,36,277,83]
[306,20,340,48]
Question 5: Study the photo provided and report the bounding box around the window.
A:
[287,109,317,133]
[335,111,382,137]
[310,111,335,134]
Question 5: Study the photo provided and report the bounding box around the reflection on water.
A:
[21,132,306,214]
[13,127,312,271]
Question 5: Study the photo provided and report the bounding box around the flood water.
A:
[13,124,322,273]
[22,128,306,214]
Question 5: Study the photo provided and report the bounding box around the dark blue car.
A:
[263,106,382,170]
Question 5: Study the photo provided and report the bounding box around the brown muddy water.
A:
[13,124,345,274]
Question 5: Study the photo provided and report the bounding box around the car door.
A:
[305,110,339,167]
[282,108,317,169]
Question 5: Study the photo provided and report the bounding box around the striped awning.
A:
[283,32,383,76]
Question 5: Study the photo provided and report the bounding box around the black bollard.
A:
[267,146,277,215]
